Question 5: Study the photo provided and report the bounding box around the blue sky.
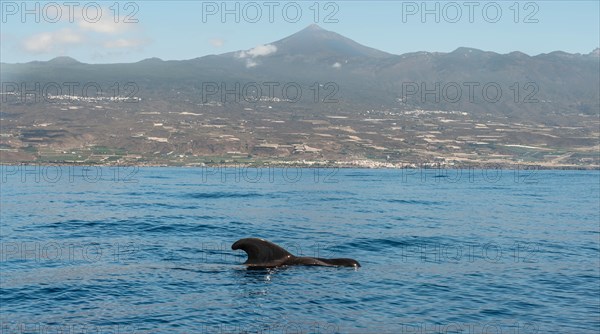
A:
[1,1,598,63]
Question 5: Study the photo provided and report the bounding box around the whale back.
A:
[232,238,361,268]
[315,257,361,267]
[232,238,293,267]
[290,257,361,268]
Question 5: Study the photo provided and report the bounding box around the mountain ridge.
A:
[3,25,598,65]
[1,25,598,167]
[13,47,600,66]
[2,24,598,118]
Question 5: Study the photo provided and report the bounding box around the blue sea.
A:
[1,166,599,333]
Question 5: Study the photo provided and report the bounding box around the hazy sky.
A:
[1,1,598,63]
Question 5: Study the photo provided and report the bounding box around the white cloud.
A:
[237,44,277,68]
[19,4,147,57]
[332,62,342,68]
[209,38,224,48]
[245,59,258,68]
[78,19,129,34]
[31,4,133,35]
[238,44,277,58]
[247,44,277,57]
[22,28,83,53]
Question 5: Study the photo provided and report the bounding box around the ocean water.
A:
[1,166,598,333]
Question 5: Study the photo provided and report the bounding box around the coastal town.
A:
[1,90,597,169]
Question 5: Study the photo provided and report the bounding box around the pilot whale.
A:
[232,238,360,268]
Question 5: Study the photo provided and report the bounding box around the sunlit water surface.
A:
[1,167,599,333]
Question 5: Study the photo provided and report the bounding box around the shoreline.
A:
[1,161,598,170]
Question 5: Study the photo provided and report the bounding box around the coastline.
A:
[1,160,598,170]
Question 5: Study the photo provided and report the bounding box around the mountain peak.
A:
[47,56,81,65]
[270,25,391,59]
[138,57,164,63]
[451,47,488,55]
[303,23,325,31]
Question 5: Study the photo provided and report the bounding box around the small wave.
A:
[343,235,463,253]
[479,308,513,316]
[40,219,104,228]
[344,172,371,177]
[119,202,199,210]
[343,237,411,252]
[386,199,444,205]
[476,186,509,191]
[118,191,166,197]
[320,197,360,202]
[182,192,264,199]
[143,223,217,233]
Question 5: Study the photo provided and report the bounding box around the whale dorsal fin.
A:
[232,238,293,267]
